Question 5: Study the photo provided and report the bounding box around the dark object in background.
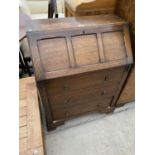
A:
[19,11,33,78]
[48,0,59,18]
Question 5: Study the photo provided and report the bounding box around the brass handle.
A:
[64,99,69,104]
[104,76,109,81]
[97,104,100,107]
[101,91,106,96]
[66,111,69,116]
[63,84,69,90]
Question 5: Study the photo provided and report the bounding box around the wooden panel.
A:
[116,0,135,42]
[102,31,127,61]
[52,96,112,120]
[27,83,44,150]
[117,65,135,105]
[46,67,125,121]
[19,77,45,155]
[38,38,69,72]
[45,67,124,96]
[19,91,26,100]
[65,0,117,17]
[27,14,125,32]
[50,83,118,109]
[67,98,112,117]
[72,34,99,66]
[27,15,133,81]
[19,100,26,108]
[20,107,27,117]
[116,0,135,105]
[19,126,27,139]
[27,146,45,155]
[19,138,27,154]
[19,116,27,127]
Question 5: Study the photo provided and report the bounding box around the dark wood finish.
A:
[117,65,135,106]
[64,0,135,106]
[65,0,117,17]
[27,15,133,130]
[115,0,135,50]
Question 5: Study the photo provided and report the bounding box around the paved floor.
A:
[44,102,135,155]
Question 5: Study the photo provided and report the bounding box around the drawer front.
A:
[50,82,117,109]
[49,83,118,120]
[52,97,112,120]
[44,66,125,121]
[45,66,124,96]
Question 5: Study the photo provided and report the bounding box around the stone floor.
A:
[44,102,135,155]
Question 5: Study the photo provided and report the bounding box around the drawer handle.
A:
[65,111,69,116]
[104,76,109,81]
[97,104,100,107]
[63,84,69,90]
[101,91,106,96]
[64,99,69,104]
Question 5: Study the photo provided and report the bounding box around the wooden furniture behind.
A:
[27,15,133,130]
[19,77,45,155]
[65,0,117,16]
[116,0,135,106]
[64,0,135,106]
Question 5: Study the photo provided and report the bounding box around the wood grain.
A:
[38,38,70,72]
[64,0,135,106]
[72,34,99,66]
[102,31,126,61]
[117,65,135,106]
[19,77,45,155]
[65,0,117,17]
[27,15,132,81]
[27,15,133,130]
[116,0,135,105]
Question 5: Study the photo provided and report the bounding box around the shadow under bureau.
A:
[27,14,133,130]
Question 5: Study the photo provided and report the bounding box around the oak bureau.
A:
[27,14,133,130]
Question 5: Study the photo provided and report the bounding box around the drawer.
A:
[45,66,124,96]
[52,97,112,120]
[50,82,118,109]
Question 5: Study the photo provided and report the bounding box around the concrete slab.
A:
[44,102,135,155]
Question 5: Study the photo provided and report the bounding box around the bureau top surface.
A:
[26,14,126,32]
[27,15,133,81]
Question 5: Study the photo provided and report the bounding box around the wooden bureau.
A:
[27,15,133,130]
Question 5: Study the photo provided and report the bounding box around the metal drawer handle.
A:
[63,84,69,90]
[101,91,106,96]
[64,99,69,104]
[104,76,109,81]
[66,111,69,116]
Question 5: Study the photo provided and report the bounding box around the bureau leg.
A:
[106,106,115,113]
[99,106,115,114]
[47,120,65,131]
[47,122,55,131]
